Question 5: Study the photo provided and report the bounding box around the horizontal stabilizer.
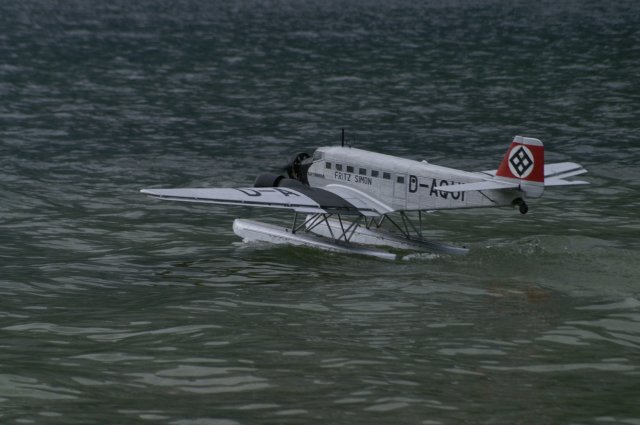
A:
[544,178,589,187]
[544,162,588,186]
[544,162,587,180]
[481,162,587,179]
[433,180,518,193]
[479,161,588,190]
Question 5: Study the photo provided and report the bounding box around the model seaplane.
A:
[141,133,588,260]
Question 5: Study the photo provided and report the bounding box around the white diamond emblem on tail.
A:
[508,145,534,178]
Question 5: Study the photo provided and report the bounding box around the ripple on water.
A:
[3,322,221,342]
[129,365,271,395]
[0,374,79,400]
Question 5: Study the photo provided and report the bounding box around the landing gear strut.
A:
[513,198,529,215]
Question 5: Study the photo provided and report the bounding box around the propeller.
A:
[256,151,311,188]
[284,152,310,181]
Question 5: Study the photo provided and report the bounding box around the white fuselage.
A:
[306,146,519,212]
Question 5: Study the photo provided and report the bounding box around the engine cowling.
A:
[253,173,308,191]
[254,151,312,188]
[254,173,285,188]
[285,152,312,185]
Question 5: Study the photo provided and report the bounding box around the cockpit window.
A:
[313,151,324,161]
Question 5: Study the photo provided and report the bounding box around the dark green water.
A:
[1,1,639,424]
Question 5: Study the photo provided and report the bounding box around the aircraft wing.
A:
[323,184,394,215]
[140,186,380,216]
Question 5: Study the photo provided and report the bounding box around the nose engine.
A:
[253,152,312,189]
[284,152,311,184]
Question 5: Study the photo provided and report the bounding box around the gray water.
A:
[1,1,640,424]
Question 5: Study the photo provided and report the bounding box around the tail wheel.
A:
[512,198,529,215]
[519,202,529,214]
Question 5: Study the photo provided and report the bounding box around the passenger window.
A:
[359,168,366,175]
[371,170,379,178]
[336,164,343,171]
[347,165,354,173]
[325,162,332,169]
[397,176,405,184]
[383,172,390,180]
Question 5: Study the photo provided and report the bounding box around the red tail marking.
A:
[496,138,544,183]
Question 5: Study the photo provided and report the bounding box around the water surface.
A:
[1,1,639,424]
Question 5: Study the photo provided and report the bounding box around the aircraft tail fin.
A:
[495,136,545,198]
